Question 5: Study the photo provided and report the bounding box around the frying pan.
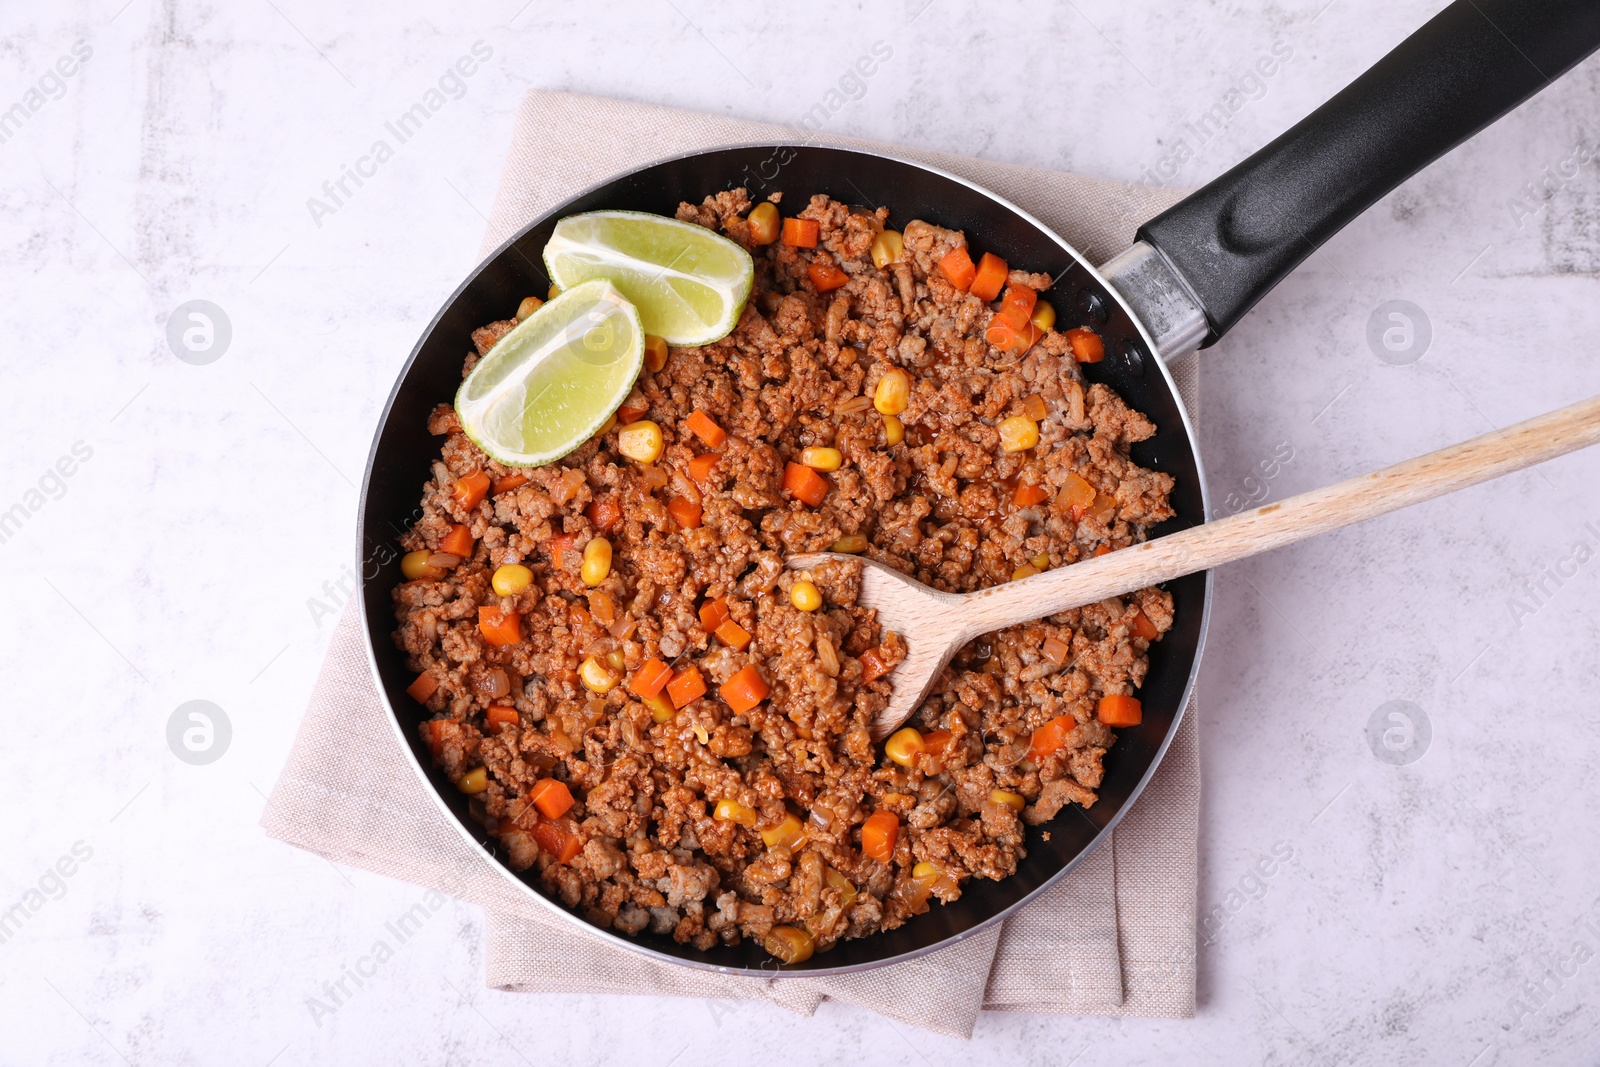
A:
[358,0,1600,974]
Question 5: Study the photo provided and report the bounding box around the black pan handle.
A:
[1137,0,1600,347]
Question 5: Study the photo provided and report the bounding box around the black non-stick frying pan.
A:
[358,0,1600,974]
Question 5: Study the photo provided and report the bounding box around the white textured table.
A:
[4,1,1599,1063]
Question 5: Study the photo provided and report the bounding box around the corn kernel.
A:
[516,295,544,320]
[1030,299,1056,331]
[401,550,446,581]
[644,692,675,723]
[912,861,941,882]
[547,283,561,300]
[1011,563,1040,581]
[606,649,625,671]
[990,789,1026,812]
[884,727,926,767]
[763,925,816,964]
[882,414,904,446]
[748,202,780,245]
[491,563,533,596]
[873,368,910,416]
[581,537,612,587]
[790,580,823,612]
[616,420,664,464]
[643,334,669,373]
[579,656,618,694]
[829,533,868,554]
[714,798,759,826]
[1031,552,1050,570]
[998,414,1039,453]
[760,813,806,849]
[870,229,904,269]
[456,767,489,794]
[799,446,842,472]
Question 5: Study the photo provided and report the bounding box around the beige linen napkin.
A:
[262,91,1200,1039]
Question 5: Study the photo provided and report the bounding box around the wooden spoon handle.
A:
[958,393,1600,633]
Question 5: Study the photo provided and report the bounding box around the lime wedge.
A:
[455,279,643,467]
[543,210,753,346]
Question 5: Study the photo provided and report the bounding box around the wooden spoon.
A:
[790,393,1600,741]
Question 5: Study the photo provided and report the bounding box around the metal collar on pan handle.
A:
[1111,0,1600,356]
[1099,241,1209,360]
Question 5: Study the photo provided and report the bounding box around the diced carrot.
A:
[921,728,955,771]
[995,284,1038,330]
[666,666,707,709]
[1041,636,1071,667]
[715,619,752,651]
[485,705,519,731]
[860,810,899,863]
[617,399,649,424]
[685,410,727,449]
[1028,714,1075,762]
[969,252,1008,301]
[1130,610,1160,641]
[452,471,491,510]
[1012,483,1050,507]
[859,648,891,685]
[1066,327,1106,363]
[531,778,574,819]
[1098,694,1143,727]
[937,247,976,291]
[688,453,720,485]
[1058,472,1097,519]
[440,524,474,558]
[548,532,578,564]
[553,828,584,863]
[1094,544,1113,557]
[781,462,829,507]
[406,672,439,702]
[698,597,730,632]
[628,657,674,700]
[419,719,448,757]
[492,472,529,495]
[719,664,769,714]
[782,217,819,247]
[984,316,1041,355]
[531,820,582,864]
[1017,321,1043,353]
[585,495,622,533]
[667,495,703,530]
[807,259,849,292]
[478,606,521,646]
[985,317,1022,351]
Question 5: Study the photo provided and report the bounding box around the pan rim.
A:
[356,139,1213,977]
